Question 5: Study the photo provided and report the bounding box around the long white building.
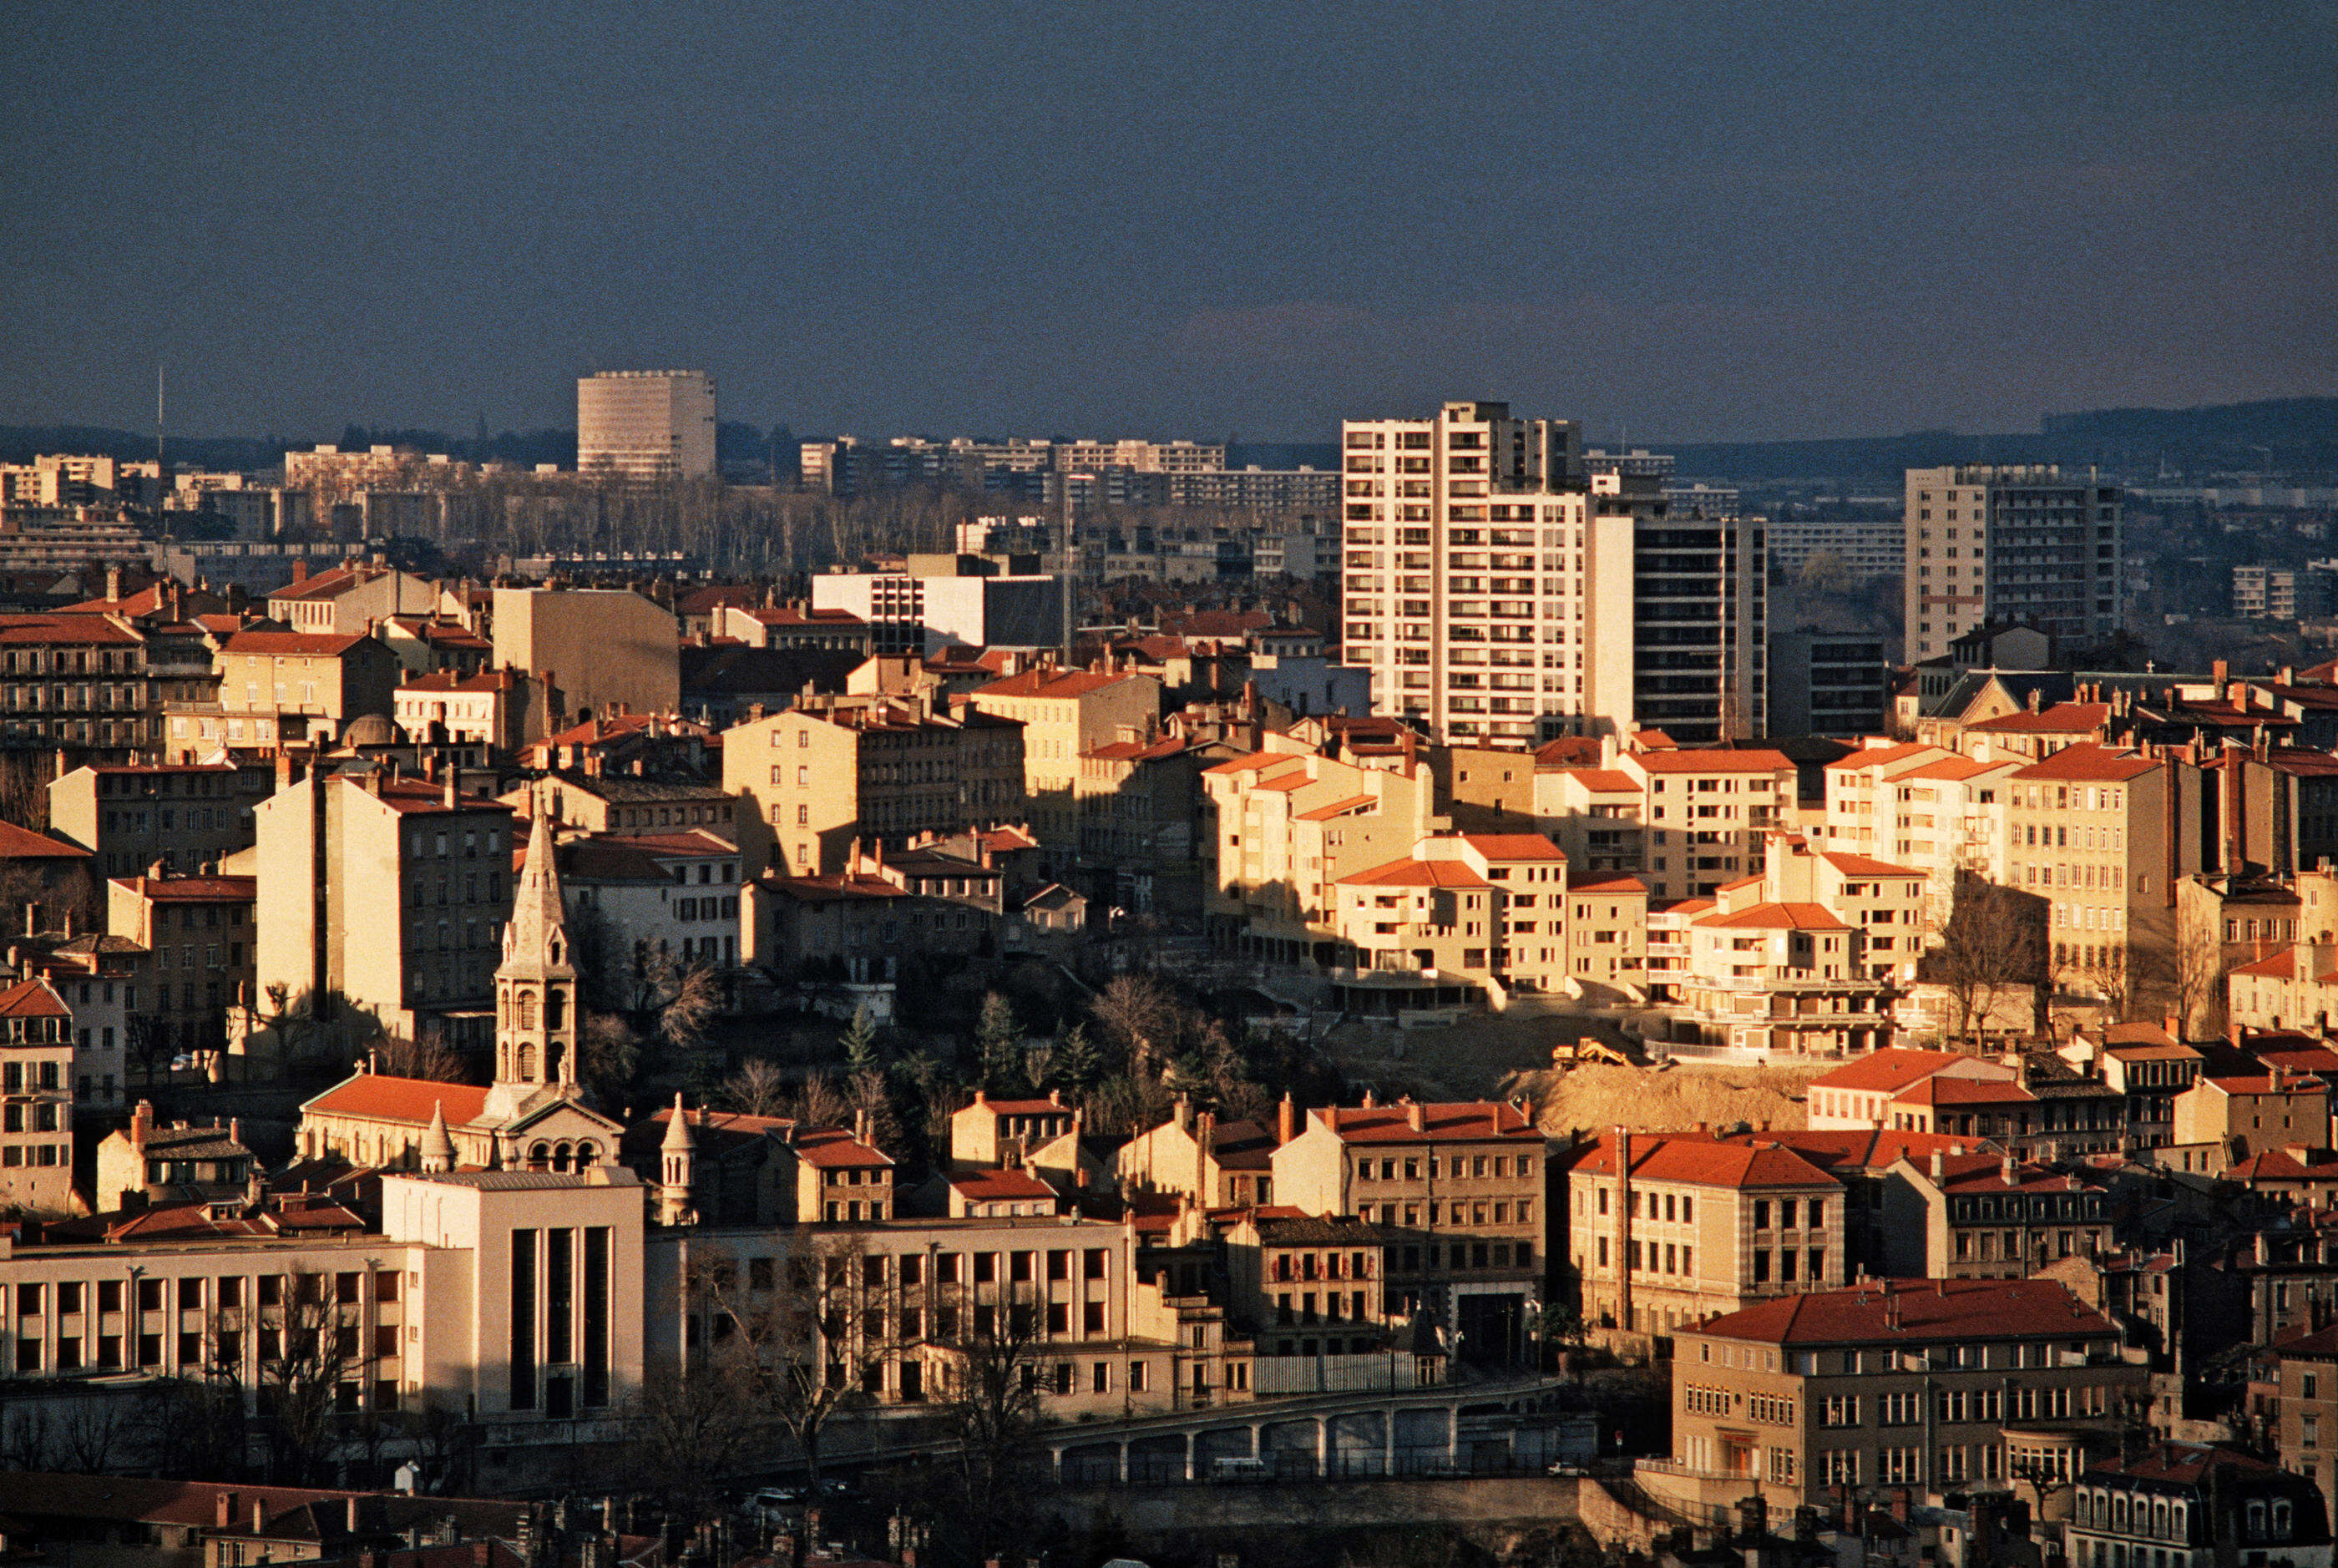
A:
[1339,400,1763,748]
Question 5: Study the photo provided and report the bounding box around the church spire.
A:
[505,805,570,969]
[489,808,580,1105]
[420,1100,457,1173]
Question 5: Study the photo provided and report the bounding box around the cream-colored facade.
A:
[1566,874,1650,994]
[967,666,1161,847]
[253,767,514,1047]
[1563,1130,1845,1338]
[1669,842,1900,1055]
[1328,832,1571,1002]
[1624,746,1795,903]
[0,979,75,1215]
[490,587,679,723]
[1201,739,1442,961]
[1339,401,1763,747]
[722,694,1025,878]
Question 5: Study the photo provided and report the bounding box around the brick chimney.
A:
[1277,1093,1295,1146]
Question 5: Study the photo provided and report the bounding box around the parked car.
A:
[1210,1456,1273,1481]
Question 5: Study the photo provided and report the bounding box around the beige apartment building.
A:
[1272,1100,1545,1363]
[266,561,439,635]
[1535,757,1645,877]
[1566,873,1650,995]
[1667,841,1901,1055]
[1563,1130,1845,1340]
[1659,1278,2143,1518]
[253,765,516,1049]
[1878,1151,2110,1278]
[2000,744,2204,1000]
[1340,400,1763,747]
[48,761,270,878]
[967,665,1161,846]
[1201,739,1441,961]
[0,978,75,1214]
[2170,1070,2329,1159]
[492,586,680,722]
[106,872,256,1063]
[1328,832,1572,1006]
[1624,746,1795,903]
[1805,1046,2019,1130]
[1759,832,1931,984]
[1905,463,2124,661]
[0,611,155,754]
[172,630,402,758]
[723,693,1025,878]
[577,370,716,480]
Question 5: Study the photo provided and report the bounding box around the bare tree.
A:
[1922,878,2047,1042]
[1088,973,1184,1079]
[657,964,724,1052]
[2170,921,2232,1040]
[374,1028,465,1082]
[628,1345,763,1525]
[934,1292,1050,1565]
[784,1070,851,1129]
[243,1270,369,1484]
[724,1057,788,1118]
[694,1234,887,1491]
[579,1011,642,1104]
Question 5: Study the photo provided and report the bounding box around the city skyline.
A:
[3,3,2331,444]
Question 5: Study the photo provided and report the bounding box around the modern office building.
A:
[1768,629,1888,738]
[1339,401,1763,748]
[1904,464,2124,661]
[576,371,717,481]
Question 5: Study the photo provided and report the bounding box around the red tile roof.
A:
[1891,1075,2036,1107]
[1570,875,1650,894]
[794,1126,894,1169]
[1819,852,1926,878]
[1695,901,1850,931]
[975,667,1142,700]
[1567,1130,1839,1189]
[302,1073,491,1127]
[0,818,91,861]
[220,630,372,657]
[1551,766,1639,792]
[2012,743,2161,782]
[1699,1277,2113,1345]
[1825,742,1940,773]
[1297,792,1378,821]
[949,1168,1058,1201]
[1966,701,2111,735]
[1462,833,1568,861]
[1809,1047,2004,1093]
[1338,857,1490,890]
[1315,1101,1539,1144]
[0,979,68,1019]
[1629,748,1794,774]
[0,613,143,646]
[112,875,256,902]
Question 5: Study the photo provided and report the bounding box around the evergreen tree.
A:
[842,1004,880,1074]
[975,992,1025,1094]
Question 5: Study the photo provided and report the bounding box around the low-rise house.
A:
[2173,1070,2331,1161]
[92,1098,256,1211]
[1118,1100,1279,1207]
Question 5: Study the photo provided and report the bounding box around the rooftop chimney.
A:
[1406,1100,1425,1132]
[1277,1093,1296,1146]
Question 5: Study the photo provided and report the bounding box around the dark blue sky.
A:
[3,2,2333,443]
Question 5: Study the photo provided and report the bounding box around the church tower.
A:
[487,809,579,1117]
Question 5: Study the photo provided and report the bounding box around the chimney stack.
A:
[1277,1093,1295,1146]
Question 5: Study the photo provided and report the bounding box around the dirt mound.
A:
[1511,1060,1819,1141]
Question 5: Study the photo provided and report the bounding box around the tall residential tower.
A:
[1339,401,1763,747]
[577,370,717,481]
[1903,464,2123,662]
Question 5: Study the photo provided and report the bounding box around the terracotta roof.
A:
[266,565,367,601]
[1966,701,2111,735]
[0,613,142,646]
[969,1097,1071,1116]
[2083,1443,2294,1489]
[1315,1101,1540,1144]
[1897,756,1999,781]
[793,1125,894,1170]
[399,670,511,693]
[2012,743,2161,782]
[1461,833,1568,861]
[949,1168,1058,1201]
[743,605,864,626]
[1892,1075,2036,1107]
[2229,949,2302,980]
[1201,751,1288,776]
[1629,748,1794,774]
[220,630,373,657]
[111,875,256,902]
[1297,792,1378,820]
[0,979,68,1019]
[1819,852,1926,878]
[2202,1072,2327,1095]
[1695,902,1851,931]
[1809,1047,2004,1094]
[0,818,91,860]
[301,1072,492,1127]
[1337,857,1491,890]
[1533,736,1604,766]
[1736,1128,1991,1171]
[1567,1130,1839,1190]
[1824,742,1940,772]
[2103,1021,2183,1049]
[2228,1148,2338,1181]
[974,667,1142,700]
[1928,1154,2082,1192]
[1570,874,1649,894]
[1551,766,1639,792]
[1699,1277,2114,1345]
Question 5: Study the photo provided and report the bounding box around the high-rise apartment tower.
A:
[1339,401,1763,746]
[577,371,717,481]
[1903,464,2123,661]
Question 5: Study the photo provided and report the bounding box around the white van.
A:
[1211,1456,1273,1480]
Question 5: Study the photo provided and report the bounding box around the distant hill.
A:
[1667,397,2338,483]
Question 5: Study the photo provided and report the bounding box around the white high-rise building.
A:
[1904,464,2124,661]
[1339,401,1764,747]
[577,370,717,481]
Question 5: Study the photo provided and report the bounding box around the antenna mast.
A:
[156,364,165,473]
